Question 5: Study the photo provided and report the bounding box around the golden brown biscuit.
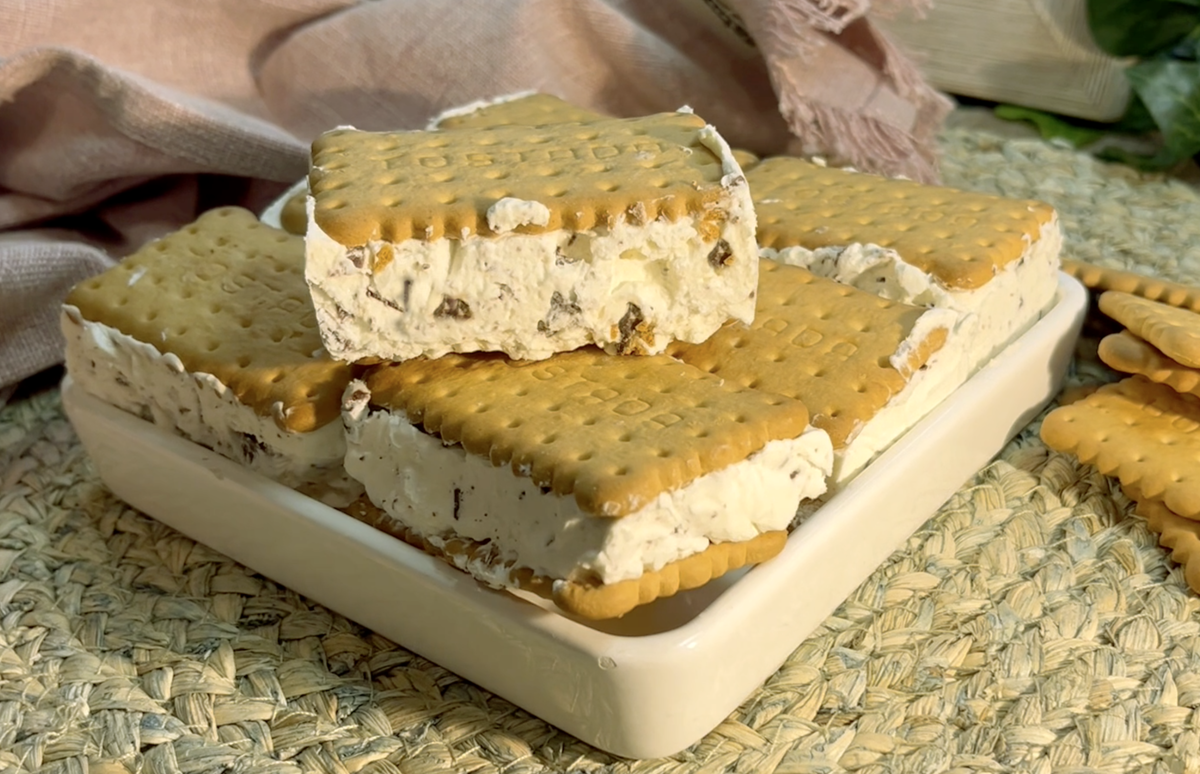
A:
[669,260,948,448]
[66,207,353,432]
[361,348,813,518]
[748,156,1056,290]
[1041,376,1200,519]
[309,112,733,245]
[1099,291,1200,369]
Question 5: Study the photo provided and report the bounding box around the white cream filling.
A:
[305,120,758,363]
[486,197,552,232]
[770,218,1063,485]
[61,306,362,507]
[341,384,833,585]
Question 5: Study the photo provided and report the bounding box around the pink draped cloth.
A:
[0,0,952,395]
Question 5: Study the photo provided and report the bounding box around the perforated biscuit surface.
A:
[310,112,731,245]
[435,93,761,171]
[669,260,948,448]
[1040,375,1200,519]
[748,157,1056,290]
[1065,259,1200,312]
[1100,331,1200,399]
[66,207,353,432]
[434,93,608,130]
[1099,291,1200,369]
[363,348,812,518]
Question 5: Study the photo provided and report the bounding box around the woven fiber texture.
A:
[3,130,1200,773]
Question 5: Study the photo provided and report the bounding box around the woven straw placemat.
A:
[4,130,1200,774]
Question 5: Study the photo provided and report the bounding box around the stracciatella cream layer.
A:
[341,386,833,586]
[61,306,362,507]
[771,219,1062,486]
[828,306,960,484]
[305,127,758,363]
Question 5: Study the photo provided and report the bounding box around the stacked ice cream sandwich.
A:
[64,92,1063,619]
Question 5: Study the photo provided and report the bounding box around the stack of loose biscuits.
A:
[1042,280,1200,592]
[63,93,1064,619]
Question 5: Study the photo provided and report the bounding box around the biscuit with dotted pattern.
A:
[1099,291,1200,369]
[668,260,948,448]
[1064,259,1200,311]
[1100,331,1200,400]
[309,111,735,245]
[432,92,761,170]
[361,347,813,518]
[747,156,1057,291]
[65,207,354,433]
[1041,375,1200,519]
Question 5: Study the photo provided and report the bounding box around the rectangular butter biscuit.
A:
[669,259,956,483]
[63,207,363,506]
[1041,375,1200,520]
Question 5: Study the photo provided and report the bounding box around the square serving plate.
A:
[62,273,1087,759]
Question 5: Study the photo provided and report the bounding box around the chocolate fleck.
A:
[707,239,734,269]
[617,302,646,354]
[238,433,270,463]
[452,487,462,521]
[366,288,402,311]
[345,247,369,270]
[434,296,472,319]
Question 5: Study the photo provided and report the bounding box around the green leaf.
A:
[1126,58,1200,160]
[1087,0,1200,57]
[1096,144,1182,171]
[1112,93,1160,133]
[993,105,1106,147]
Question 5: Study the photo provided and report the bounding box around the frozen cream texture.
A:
[486,197,551,232]
[305,120,758,363]
[766,217,1063,485]
[61,306,362,507]
[341,384,833,585]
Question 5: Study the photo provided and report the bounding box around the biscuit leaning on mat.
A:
[1042,376,1200,522]
[341,349,833,620]
[61,207,363,507]
[1099,330,1200,400]
[748,156,1062,367]
[1064,259,1200,312]
[304,109,758,363]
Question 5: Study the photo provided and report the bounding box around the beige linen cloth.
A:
[0,0,951,397]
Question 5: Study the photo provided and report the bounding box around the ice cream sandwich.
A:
[62,207,363,506]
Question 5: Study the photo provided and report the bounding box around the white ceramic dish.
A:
[62,273,1086,759]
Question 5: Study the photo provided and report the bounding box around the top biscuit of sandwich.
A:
[66,207,353,433]
[432,92,763,170]
[747,157,1057,291]
[309,111,735,246]
[669,260,949,447]
[433,92,609,130]
[361,348,813,518]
